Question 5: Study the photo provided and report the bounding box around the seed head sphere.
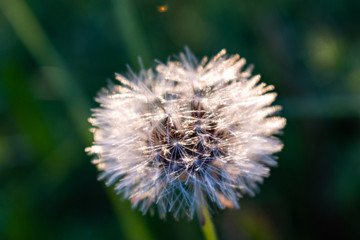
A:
[86,49,286,219]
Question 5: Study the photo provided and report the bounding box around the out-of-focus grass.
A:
[1,62,53,155]
[0,0,154,239]
[111,0,151,67]
[1,0,360,239]
[0,0,90,143]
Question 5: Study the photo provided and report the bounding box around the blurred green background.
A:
[1,0,360,239]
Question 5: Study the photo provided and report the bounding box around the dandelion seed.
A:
[86,48,286,219]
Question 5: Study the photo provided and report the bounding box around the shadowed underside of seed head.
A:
[148,92,233,175]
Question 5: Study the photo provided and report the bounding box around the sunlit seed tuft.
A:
[87,48,286,219]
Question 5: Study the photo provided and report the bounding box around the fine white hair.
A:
[86,48,286,219]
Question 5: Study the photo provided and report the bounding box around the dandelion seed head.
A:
[87,48,286,219]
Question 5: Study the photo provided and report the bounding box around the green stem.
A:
[199,206,218,240]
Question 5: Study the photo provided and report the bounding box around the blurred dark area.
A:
[1,0,360,239]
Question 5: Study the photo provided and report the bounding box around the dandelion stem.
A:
[199,206,218,240]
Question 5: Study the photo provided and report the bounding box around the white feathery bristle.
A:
[86,48,286,219]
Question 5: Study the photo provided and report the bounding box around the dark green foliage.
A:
[0,0,360,239]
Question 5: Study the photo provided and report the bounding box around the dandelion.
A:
[86,48,286,220]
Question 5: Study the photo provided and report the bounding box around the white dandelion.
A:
[86,48,286,219]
